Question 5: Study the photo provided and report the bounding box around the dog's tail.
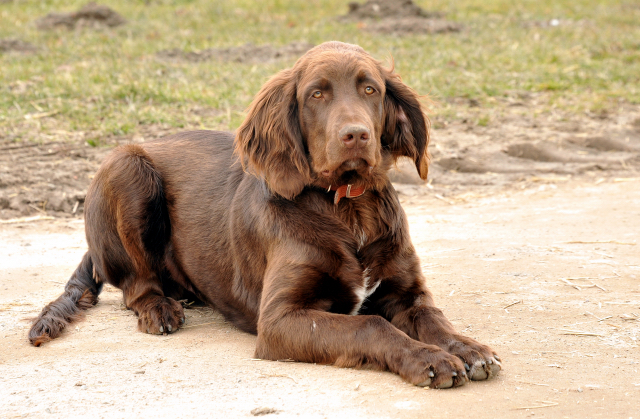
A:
[29,251,103,347]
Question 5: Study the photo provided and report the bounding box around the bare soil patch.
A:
[35,2,126,31]
[0,123,184,220]
[156,42,315,64]
[345,0,438,19]
[363,17,461,35]
[341,0,460,35]
[0,38,38,54]
[2,105,639,220]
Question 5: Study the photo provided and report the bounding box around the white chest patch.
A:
[352,221,368,252]
[350,268,381,315]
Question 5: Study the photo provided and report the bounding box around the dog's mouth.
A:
[319,158,374,187]
[321,158,371,176]
[339,158,370,172]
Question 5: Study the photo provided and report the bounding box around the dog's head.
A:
[235,41,430,200]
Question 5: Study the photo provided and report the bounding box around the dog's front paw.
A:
[137,296,185,335]
[395,344,468,389]
[446,335,501,381]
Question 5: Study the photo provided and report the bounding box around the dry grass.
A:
[1,0,639,145]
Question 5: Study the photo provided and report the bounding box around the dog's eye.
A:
[312,91,323,99]
[365,86,375,95]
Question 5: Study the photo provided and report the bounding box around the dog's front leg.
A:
[390,292,502,381]
[366,257,502,381]
[254,261,467,388]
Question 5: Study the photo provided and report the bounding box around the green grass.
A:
[1,0,639,142]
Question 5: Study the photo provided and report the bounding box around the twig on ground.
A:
[561,278,607,292]
[433,194,454,205]
[258,373,298,383]
[561,240,635,245]
[27,203,46,214]
[514,401,559,410]
[515,380,550,387]
[585,312,612,322]
[0,215,54,224]
[561,278,581,290]
[593,251,614,258]
[180,321,218,329]
[503,300,522,309]
[593,283,607,292]
[24,110,59,120]
[559,329,604,337]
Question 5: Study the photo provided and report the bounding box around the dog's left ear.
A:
[382,71,430,180]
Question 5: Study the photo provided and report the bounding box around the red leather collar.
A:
[329,184,366,205]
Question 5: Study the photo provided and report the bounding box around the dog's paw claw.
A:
[446,336,501,381]
[489,358,502,377]
[469,361,488,380]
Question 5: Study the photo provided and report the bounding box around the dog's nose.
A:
[339,125,370,149]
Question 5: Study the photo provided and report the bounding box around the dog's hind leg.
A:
[85,145,184,335]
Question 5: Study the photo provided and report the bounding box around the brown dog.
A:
[29,41,500,388]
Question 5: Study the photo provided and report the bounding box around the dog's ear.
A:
[382,70,430,180]
[235,69,310,200]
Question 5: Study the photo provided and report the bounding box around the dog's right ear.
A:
[235,69,310,200]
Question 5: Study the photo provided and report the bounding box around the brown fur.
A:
[29,42,500,388]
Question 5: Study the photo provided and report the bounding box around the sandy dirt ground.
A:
[1,101,640,418]
[1,175,639,418]
[2,2,639,416]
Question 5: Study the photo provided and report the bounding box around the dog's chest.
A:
[350,267,381,315]
[342,208,382,315]
[352,220,368,252]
